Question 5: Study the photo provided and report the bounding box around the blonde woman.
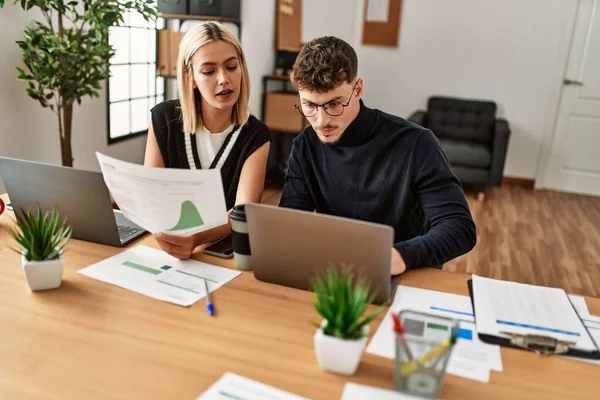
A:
[144,22,271,259]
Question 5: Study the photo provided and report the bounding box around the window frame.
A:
[106,16,165,145]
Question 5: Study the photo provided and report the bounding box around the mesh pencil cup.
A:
[394,310,459,399]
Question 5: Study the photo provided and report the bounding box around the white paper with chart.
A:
[341,382,421,399]
[78,245,240,307]
[96,152,228,236]
[197,372,308,400]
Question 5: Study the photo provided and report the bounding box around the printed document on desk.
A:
[341,383,421,399]
[197,372,308,400]
[472,275,597,351]
[569,295,590,317]
[96,152,228,236]
[571,315,600,366]
[366,286,501,383]
[78,245,240,307]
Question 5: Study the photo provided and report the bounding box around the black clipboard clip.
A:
[500,332,576,356]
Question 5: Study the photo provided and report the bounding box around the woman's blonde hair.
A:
[177,22,250,133]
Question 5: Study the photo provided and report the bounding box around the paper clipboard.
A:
[467,279,600,360]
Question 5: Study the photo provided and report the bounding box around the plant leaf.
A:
[5,206,71,261]
[312,265,387,339]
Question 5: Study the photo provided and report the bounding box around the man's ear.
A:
[355,78,364,98]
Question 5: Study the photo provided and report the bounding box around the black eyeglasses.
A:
[294,82,357,117]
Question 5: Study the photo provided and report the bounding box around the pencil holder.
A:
[394,310,459,399]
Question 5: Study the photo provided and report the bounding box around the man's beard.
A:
[316,124,341,145]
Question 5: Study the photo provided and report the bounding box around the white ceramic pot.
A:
[314,320,369,376]
[21,252,64,291]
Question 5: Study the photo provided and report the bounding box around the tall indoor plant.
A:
[312,268,388,375]
[0,0,156,166]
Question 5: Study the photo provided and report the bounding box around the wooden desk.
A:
[1,194,599,399]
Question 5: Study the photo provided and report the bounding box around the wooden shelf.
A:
[264,75,292,81]
[158,13,241,23]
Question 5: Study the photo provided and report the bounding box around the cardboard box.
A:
[264,93,305,133]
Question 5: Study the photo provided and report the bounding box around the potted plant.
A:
[6,207,72,291]
[275,56,286,76]
[312,267,387,375]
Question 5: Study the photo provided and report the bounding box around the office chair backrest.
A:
[427,96,497,143]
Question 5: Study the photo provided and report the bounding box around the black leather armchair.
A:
[409,96,511,194]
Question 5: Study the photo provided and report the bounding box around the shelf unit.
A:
[158,12,241,24]
[261,74,306,184]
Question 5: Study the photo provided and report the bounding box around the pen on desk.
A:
[204,279,214,316]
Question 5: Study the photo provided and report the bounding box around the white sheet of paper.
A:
[197,372,308,400]
[569,315,600,366]
[341,383,421,400]
[445,358,490,383]
[96,152,227,236]
[472,275,597,351]
[366,286,500,383]
[569,295,590,317]
[78,245,240,307]
[367,0,389,22]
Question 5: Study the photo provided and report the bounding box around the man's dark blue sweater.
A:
[279,101,477,270]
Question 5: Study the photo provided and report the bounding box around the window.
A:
[107,12,165,144]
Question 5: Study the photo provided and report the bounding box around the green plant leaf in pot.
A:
[311,266,388,340]
[5,206,72,262]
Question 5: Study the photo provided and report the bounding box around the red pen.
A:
[391,313,415,361]
[0,198,5,216]
[391,312,403,334]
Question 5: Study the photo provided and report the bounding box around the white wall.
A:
[354,0,574,179]
[241,0,277,117]
[302,0,359,45]
[0,5,147,194]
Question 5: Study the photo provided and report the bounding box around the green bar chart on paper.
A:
[122,261,162,275]
[169,200,204,231]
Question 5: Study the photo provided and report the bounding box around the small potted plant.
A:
[275,56,286,76]
[6,207,72,291]
[312,267,387,375]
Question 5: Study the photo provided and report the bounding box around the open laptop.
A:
[0,157,146,247]
[245,203,400,305]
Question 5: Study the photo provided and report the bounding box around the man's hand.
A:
[154,232,205,260]
[391,248,406,275]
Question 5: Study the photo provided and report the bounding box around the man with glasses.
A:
[279,36,476,275]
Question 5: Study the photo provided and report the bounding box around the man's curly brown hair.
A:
[291,36,358,92]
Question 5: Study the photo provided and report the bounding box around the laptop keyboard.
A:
[117,225,144,241]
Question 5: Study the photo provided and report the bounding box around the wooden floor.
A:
[261,184,600,298]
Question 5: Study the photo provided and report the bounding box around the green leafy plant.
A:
[0,0,156,166]
[7,207,72,262]
[277,56,286,68]
[312,267,388,340]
